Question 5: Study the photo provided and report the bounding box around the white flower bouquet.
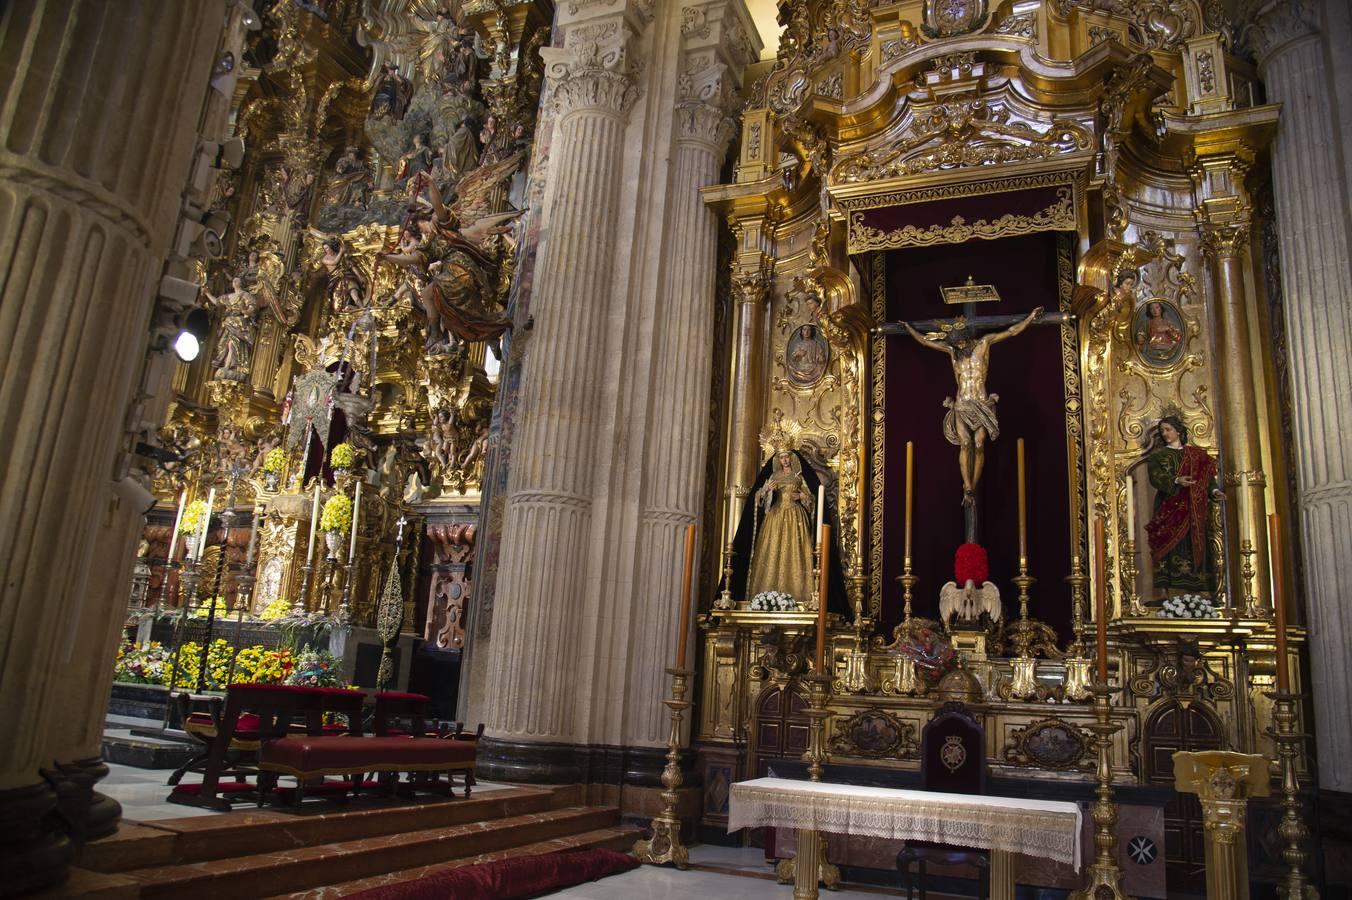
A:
[1156,593,1219,619]
[750,591,799,611]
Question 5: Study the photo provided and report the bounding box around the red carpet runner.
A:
[346,847,640,899]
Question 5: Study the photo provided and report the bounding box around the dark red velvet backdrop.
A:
[879,231,1073,642]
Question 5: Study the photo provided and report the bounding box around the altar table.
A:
[728,777,1082,900]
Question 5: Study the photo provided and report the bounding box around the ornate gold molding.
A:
[849,186,1075,251]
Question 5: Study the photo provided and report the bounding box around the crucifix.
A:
[876,277,1073,540]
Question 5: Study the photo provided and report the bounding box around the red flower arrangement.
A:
[954,543,988,585]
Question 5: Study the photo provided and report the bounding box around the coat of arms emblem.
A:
[940,735,968,772]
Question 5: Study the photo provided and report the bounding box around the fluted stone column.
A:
[0,2,226,890]
[1250,0,1352,793]
[483,15,643,748]
[625,8,744,748]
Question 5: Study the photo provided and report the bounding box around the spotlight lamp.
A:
[174,308,212,362]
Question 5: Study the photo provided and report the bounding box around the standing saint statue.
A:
[1143,415,1217,594]
[746,450,816,604]
[201,276,283,381]
[902,306,1044,505]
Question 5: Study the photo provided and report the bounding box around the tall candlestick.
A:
[674,524,696,669]
[1017,438,1027,563]
[298,423,312,487]
[1124,473,1135,537]
[816,524,831,672]
[168,489,187,562]
[815,484,825,544]
[349,480,362,561]
[307,482,321,564]
[728,489,739,538]
[245,503,262,567]
[904,441,914,565]
[1269,513,1289,692]
[1094,518,1108,684]
[195,488,216,561]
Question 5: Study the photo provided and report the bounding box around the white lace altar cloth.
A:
[729,777,1082,870]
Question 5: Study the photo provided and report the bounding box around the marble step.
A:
[123,805,621,900]
[270,825,644,899]
[82,784,569,872]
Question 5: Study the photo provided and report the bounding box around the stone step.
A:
[269,825,644,899]
[81,785,567,872]
[122,805,621,900]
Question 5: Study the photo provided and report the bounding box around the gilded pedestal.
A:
[1173,750,1271,900]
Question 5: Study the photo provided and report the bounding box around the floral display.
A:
[189,596,232,619]
[750,591,798,611]
[329,442,357,469]
[114,639,296,689]
[320,494,353,534]
[285,648,343,688]
[257,596,293,621]
[1156,593,1219,619]
[180,499,210,535]
[262,447,287,473]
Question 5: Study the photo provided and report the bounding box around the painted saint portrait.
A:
[786,323,830,386]
[1133,299,1185,367]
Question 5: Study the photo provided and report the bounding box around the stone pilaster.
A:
[482,11,644,745]
[624,1,750,748]
[0,0,227,891]
[1249,0,1352,793]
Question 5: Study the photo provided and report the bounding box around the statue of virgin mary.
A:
[746,449,816,603]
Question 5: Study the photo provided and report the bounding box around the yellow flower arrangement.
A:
[180,499,210,535]
[257,596,292,621]
[330,442,357,469]
[320,494,353,535]
[262,447,287,473]
[190,596,232,619]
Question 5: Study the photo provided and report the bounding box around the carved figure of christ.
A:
[877,303,1072,507]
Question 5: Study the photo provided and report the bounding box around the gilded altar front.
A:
[695,2,1304,891]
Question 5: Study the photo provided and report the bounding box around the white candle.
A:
[349,481,362,561]
[195,488,216,560]
[245,504,262,566]
[307,483,321,563]
[816,484,825,544]
[1125,473,1135,537]
[168,489,187,562]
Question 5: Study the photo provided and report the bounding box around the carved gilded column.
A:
[0,1,226,891]
[626,2,749,748]
[482,14,642,747]
[1192,153,1271,619]
[1250,0,1352,794]
[1173,751,1271,900]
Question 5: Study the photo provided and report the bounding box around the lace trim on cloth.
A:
[728,778,1081,869]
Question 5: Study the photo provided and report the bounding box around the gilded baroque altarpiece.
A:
[694,2,1301,883]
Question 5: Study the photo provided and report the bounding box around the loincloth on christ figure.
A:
[942,394,1000,445]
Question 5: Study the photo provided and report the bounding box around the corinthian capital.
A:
[676,62,740,152]
[1243,0,1320,67]
[541,21,640,118]
[1199,221,1252,260]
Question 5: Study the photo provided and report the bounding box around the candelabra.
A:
[999,556,1038,699]
[632,667,692,869]
[1266,692,1320,899]
[809,544,822,612]
[1239,539,1263,619]
[1069,685,1126,900]
[1120,538,1146,617]
[715,540,736,610]
[882,568,923,696]
[1062,559,1092,701]
[777,671,840,898]
[835,603,875,694]
[337,552,354,624]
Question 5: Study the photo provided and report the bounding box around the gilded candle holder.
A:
[883,570,924,696]
[1264,692,1320,899]
[632,667,692,869]
[1069,685,1127,900]
[775,671,841,897]
[1239,538,1263,619]
[715,540,736,610]
[1120,538,1147,617]
[1062,561,1093,701]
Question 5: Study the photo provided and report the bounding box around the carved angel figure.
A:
[238,247,293,324]
[319,239,368,312]
[375,175,518,358]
